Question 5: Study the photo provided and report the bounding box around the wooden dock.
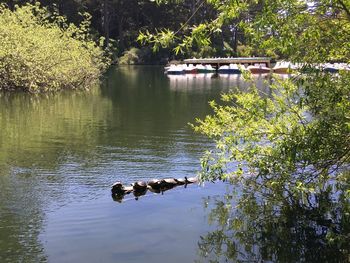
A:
[183,57,271,68]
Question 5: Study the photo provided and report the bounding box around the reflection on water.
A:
[1,66,254,262]
[197,182,350,263]
[0,66,329,263]
[166,73,270,93]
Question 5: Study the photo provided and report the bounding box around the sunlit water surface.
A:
[0,67,272,262]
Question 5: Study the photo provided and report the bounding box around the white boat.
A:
[195,64,206,73]
[339,63,350,71]
[218,65,229,73]
[323,63,342,73]
[273,61,292,74]
[184,64,197,73]
[218,64,243,74]
[204,64,216,72]
[196,64,216,73]
[247,63,271,74]
[229,63,242,73]
[166,64,185,74]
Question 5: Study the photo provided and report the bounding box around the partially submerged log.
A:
[111,176,199,202]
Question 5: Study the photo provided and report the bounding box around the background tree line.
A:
[0,0,265,63]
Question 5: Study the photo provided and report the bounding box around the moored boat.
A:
[247,63,271,74]
[218,65,229,73]
[204,64,217,73]
[323,63,339,73]
[195,64,217,73]
[229,63,242,74]
[218,63,242,74]
[184,64,197,74]
[273,61,292,74]
[166,64,185,75]
[195,64,206,73]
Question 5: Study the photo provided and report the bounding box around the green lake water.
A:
[2,67,325,263]
[0,66,261,263]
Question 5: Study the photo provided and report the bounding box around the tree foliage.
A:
[140,0,350,60]
[186,0,350,198]
[1,0,268,61]
[194,72,350,199]
[0,3,109,92]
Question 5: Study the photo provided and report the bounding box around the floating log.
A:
[161,178,178,188]
[185,176,198,184]
[176,178,186,185]
[111,176,199,202]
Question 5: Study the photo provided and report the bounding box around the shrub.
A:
[118,47,142,65]
[0,3,109,92]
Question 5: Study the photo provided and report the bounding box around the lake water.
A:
[1,66,273,262]
[1,67,347,263]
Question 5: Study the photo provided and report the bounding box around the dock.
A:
[183,57,271,68]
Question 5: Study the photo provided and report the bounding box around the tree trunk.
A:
[233,27,238,56]
[117,15,124,50]
[102,0,110,47]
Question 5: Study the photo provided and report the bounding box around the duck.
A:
[132,181,148,192]
[185,176,198,184]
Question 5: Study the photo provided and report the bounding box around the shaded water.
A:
[0,67,269,262]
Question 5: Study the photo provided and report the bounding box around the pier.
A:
[183,57,271,68]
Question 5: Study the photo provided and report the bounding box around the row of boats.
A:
[165,62,350,75]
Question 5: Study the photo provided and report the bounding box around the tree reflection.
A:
[197,177,350,263]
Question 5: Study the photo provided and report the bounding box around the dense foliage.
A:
[188,0,350,196]
[0,3,109,92]
[141,1,350,60]
[194,72,350,198]
[1,0,261,62]
[158,2,350,261]
[140,1,350,260]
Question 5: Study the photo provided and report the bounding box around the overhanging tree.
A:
[143,1,350,260]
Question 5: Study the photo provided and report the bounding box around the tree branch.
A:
[337,0,350,20]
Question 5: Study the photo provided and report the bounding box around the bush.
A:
[118,47,142,65]
[0,3,109,92]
